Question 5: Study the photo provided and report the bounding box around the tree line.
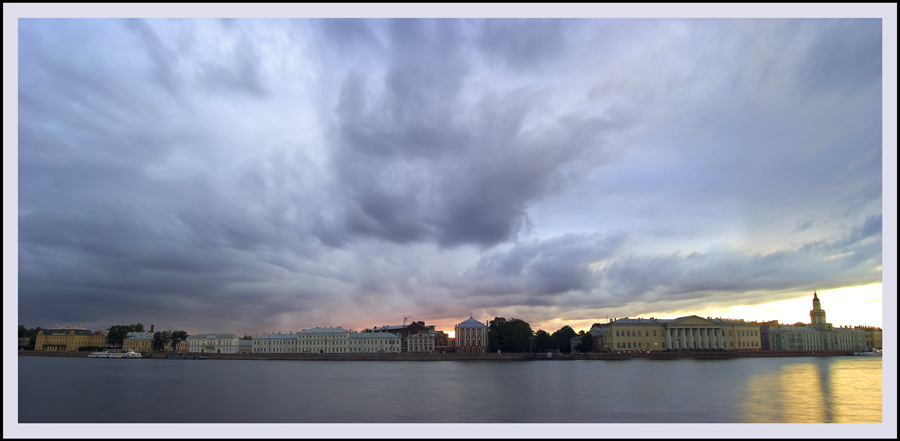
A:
[487,317,601,354]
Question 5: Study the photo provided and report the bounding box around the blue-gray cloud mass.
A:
[16,18,884,334]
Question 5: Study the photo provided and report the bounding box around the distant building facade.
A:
[298,328,351,354]
[125,331,189,352]
[855,326,882,351]
[123,331,153,353]
[34,324,107,351]
[189,333,240,353]
[349,332,401,353]
[765,292,866,351]
[407,330,436,353]
[253,333,300,353]
[571,325,604,353]
[600,316,763,353]
[371,321,428,351]
[454,317,488,354]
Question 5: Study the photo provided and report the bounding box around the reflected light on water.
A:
[741,358,882,423]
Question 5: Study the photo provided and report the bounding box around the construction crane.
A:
[403,315,412,327]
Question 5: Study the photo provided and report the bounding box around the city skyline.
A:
[17,285,884,340]
[9,10,892,341]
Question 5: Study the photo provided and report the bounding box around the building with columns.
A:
[454,317,488,353]
[600,316,763,353]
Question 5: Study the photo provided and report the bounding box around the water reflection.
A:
[741,357,881,423]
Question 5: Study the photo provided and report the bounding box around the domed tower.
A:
[810,291,827,329]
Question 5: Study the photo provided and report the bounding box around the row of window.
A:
[613,329,763,338]
[254,339,397,345]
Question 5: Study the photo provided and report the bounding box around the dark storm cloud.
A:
[462,232,627,296]
[14,17,886,334]
[332,67,618,248]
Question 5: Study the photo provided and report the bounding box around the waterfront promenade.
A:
[18,349,855,361]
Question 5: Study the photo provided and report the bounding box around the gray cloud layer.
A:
[17,18,883,334]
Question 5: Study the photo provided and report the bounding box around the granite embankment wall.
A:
[19,349,855,361]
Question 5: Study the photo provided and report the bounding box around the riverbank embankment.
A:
[18,349,855,361]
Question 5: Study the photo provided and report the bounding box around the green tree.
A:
[575,333,594,353]
[18,326,42,349]
[29,327,44,347]
[106,323,144,348]
[170,330,189,352]
[152,331,172,352]
[487,317,508,352]
[551,325,577,353]
[488,317,534,353]
[533,329,554,352]
[240,334,253,340]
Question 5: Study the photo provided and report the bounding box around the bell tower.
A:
[810,291,827,329]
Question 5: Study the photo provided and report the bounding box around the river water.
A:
[14,355,888,436]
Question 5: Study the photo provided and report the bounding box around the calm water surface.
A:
[18,356,882,423]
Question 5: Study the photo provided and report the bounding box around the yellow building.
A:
[122,332,191,353]
[855,326,882,351]
[122,332,153,353]
[600,316,763,353]
[34,324,107,351]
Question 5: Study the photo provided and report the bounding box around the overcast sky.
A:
[11,15,890,336]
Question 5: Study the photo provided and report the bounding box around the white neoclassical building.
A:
[189,333,240,353]
[296,327,401,354]
[299,327,351,354]
[454,317,488,353]
[407,330,436,353]
[349,332,401,353]
[253,332,300,353]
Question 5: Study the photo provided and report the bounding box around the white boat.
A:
[88,349,142,358]
[853,349,883,356]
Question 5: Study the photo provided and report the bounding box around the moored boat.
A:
[88,349,142,358]
[852,349,882,356]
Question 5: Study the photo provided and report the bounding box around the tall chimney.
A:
[151,325,155,332]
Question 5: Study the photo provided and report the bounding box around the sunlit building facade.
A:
[600,316,763,353]
[855,326,882,351]
[765,292,866,351]
[454,317,488,353]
